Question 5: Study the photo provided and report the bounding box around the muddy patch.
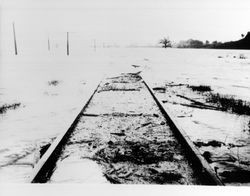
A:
[94,140,177,164]
[92,139,188,184]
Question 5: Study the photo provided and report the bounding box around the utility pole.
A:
[67,32,69,55]
[48,36,50,51]
[12,22,18,55]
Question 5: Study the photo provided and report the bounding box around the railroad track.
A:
[29,72,223,185]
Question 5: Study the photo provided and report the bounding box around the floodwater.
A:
[0,48,250,183]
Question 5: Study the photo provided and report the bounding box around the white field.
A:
[0,47,250,183]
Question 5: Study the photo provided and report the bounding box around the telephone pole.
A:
[12,22,18,55]
[67,32,69,55]
[48,36,50,51]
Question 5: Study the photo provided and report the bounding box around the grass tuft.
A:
[206,93,250,115]
[188,85,212,92]
[48,80,59,86]
[0,103,21,114]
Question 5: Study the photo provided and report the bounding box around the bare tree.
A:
[159,37,171,48]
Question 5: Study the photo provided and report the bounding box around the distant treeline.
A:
[176,32,250,50]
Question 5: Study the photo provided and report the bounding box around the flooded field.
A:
[1,48,250,184]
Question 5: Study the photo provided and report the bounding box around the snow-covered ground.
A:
[0,48,250,183]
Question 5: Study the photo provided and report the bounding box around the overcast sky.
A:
[1,0,250,46]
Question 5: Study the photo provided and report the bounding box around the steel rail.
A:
[29,82,101,183]
[142,78,224,185]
